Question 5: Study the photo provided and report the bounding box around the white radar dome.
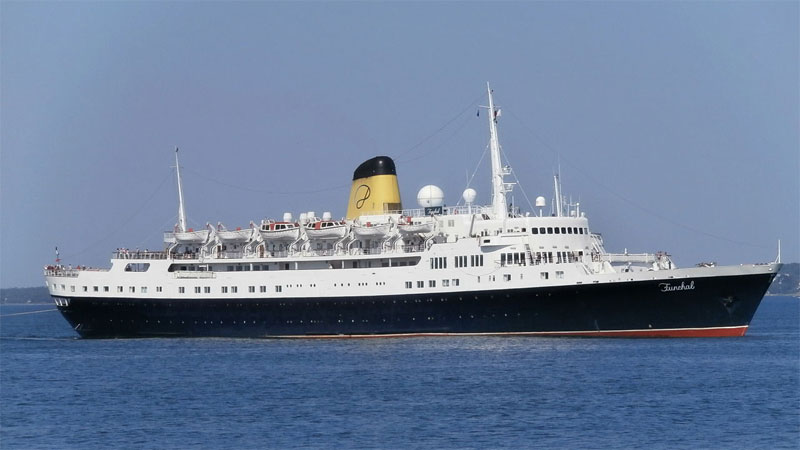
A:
[283,212,293,222]
[298,213,308,223]
[535,196,547,207]
[307,211,316,220]
[462,188,477,204]
[322,212,332,221]
[417,185,444,208]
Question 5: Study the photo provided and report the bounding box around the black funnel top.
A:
[352,156,396,180]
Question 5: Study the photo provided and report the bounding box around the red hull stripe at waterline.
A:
[275,325,749,339]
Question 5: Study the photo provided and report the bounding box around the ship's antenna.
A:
[775,239,781,264]
[175,147,188,233]
[486,82,509,221]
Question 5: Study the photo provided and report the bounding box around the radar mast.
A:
[486,83,511,220]
[175,147,188,233]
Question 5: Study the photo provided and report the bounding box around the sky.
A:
[1,1,797,288]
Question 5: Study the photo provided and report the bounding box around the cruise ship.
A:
[44,84,780,338]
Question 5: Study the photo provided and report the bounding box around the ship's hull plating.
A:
[52,272,776,339]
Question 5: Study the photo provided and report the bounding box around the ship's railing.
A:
[43,266,109,277]
[303,249,338,257]
[105,243,428,264]
[603,253,657,264]
[43,268,79,277]
[388,205,495,218]
[353,248,384,256]
[113,250,169,260]
[170,252,201,260]
[216,251,244,259]
[174,271,216,279]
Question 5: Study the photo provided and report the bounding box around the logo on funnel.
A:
[355,185,371,209]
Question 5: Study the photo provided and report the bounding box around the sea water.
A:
[1,297,798,449]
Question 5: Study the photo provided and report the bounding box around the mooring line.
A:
[0,308,58,317]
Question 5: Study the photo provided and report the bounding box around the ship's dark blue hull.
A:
[53,272,777,338]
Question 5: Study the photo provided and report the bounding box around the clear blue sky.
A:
[2,1,797,288]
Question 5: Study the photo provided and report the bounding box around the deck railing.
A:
[113,251,169,260]
[43,267,109,277]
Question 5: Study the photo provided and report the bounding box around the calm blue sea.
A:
[1,297,798,449]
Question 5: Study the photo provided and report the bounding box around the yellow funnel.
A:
[346,156,402,220]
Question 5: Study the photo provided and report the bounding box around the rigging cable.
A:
[183,93,484,195]
[455,143,490,206]
[183,168,351,195]
[395,93,485,160]
[504,109,768,249]
[397,112,474,164]
[59,169,173,260]
[500,146,536,213]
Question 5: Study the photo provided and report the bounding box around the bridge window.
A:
[179,287,185,294]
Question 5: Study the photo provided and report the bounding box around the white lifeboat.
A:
[216,223,253,243]
[397,216,434,235]
[352,221,391,238]
[174,228,210,243]
[259,220,301,241]
[305,219,348,239]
